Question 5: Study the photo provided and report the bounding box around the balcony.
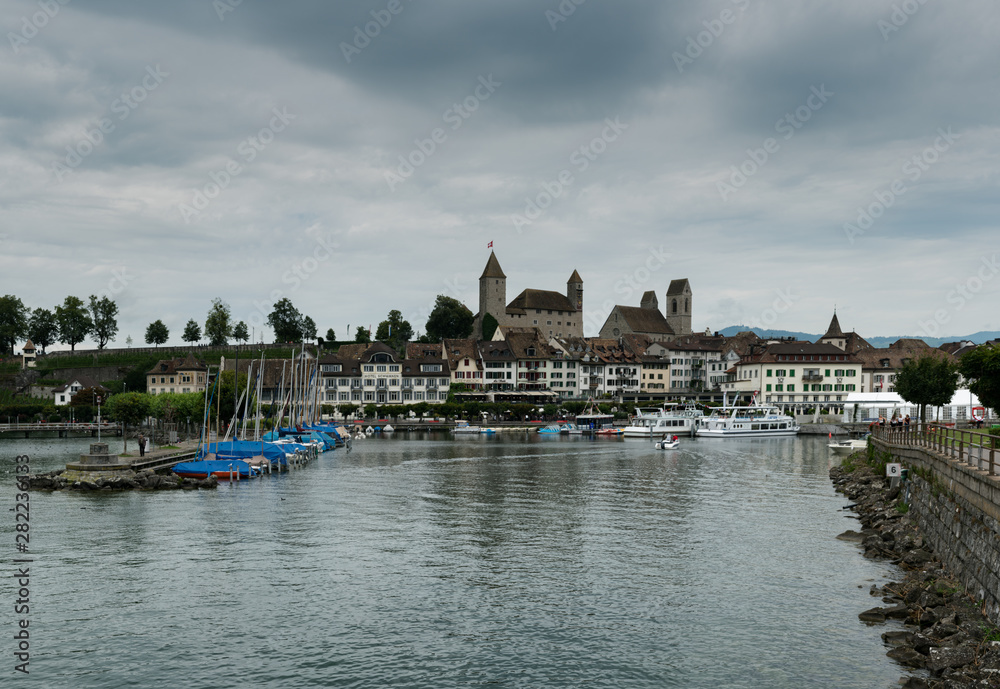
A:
[802,373,823,382]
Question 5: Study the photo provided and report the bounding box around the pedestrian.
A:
[904,415,910,429]
[138,434,147,457]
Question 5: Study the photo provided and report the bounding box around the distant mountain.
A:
[715,326,1000,349]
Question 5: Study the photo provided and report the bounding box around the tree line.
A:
[2,292,475,355]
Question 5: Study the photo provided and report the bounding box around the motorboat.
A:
[828,436,868,454]
[452,421,483,434]
[655,436,680,450]
[537,424,562,434]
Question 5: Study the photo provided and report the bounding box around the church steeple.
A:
[567,269,583,312]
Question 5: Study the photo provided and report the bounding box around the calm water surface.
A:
[1,433,904,688]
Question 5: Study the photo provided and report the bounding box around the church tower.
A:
[665,279,692,336]
[567,269,583,314]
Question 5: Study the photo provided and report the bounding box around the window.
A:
[376,365,387,372]
[787,384,795,392]
[363,365,374,372]
[420,364,442,372]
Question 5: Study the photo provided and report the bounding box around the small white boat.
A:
[655,436,680,450]
[383,424,394,433]
[827,437,868,455]
[451,421,483,434]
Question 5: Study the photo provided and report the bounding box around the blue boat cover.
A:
[196,440,286,462]
[172,459,259,478]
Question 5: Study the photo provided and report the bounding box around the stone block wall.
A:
[876,439,1000,624]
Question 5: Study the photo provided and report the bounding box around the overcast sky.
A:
[2,0,998,349]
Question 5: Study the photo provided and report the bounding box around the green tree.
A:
[27,307,58,354]
[375,310,413,350]
[55,295,92,352]
[233,321,249,344]
[182,319,201,344]
[204,298,232,346]
[145,319,169,347]
[339,403,358,419]
[482,312,499,341]
[0,295,28,355]
[425,295,474,342]
[959,344,1000,417]
[894,356,958,423]
[106,391,151,454]
[325,328,336,342]
[268,298,303,343]
[302,315,317,342]
[88,295,119,349]
[355,326,371,344]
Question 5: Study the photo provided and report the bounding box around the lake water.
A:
[0,433,904,688]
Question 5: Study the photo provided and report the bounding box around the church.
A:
[472,251,584,340]
[597,279,694,342]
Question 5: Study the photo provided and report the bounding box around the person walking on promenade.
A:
[138,434,147,457]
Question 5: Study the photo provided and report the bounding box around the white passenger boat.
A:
[695,404,799,438]
[451,421,483,434]
[623,404,704,438]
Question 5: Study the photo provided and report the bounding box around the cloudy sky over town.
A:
[2,0,998,349]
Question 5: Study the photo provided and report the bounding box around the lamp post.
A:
[94,393,103,441]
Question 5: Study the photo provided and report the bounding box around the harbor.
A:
[3,432,906,688]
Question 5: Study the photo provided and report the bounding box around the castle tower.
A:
[567,269,583,313]
[477,251,507,336]
[665,279,692,336]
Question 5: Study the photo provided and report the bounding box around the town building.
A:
[52,376,106,406]
[146,354,209,395]
[21,339,36,369]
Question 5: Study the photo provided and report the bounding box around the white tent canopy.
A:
[842,389,991,423]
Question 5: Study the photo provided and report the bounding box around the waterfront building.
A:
[318,343,449,406]
[442,339,482,390]
[548,337,585,400]
[479,339,516,392]
[146,354,209,395]
[855,338,955,394]
[471,251,584,340]
[724,341,863,412]
[646,337,722,393]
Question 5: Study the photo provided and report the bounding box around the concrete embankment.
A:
[831,457,1000,687]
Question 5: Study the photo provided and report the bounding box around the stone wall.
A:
[875,438,1000,624]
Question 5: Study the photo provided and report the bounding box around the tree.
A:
[268,298,303,343]
[233,321,249,344]
[204,298,232,346]
[482,312,499,341]
[301,316,317,342]
[145,320,169,347]
[106,391,151,454]
[325,328,336,342]
[182,319,201,344]
[895,356,959,423]
[0,295,29,355]
[355,326,371,344]
[425,295,474,342]
[27,307,58,354]
[88,295,119,349]
[55,295,93,352]
[959,344,1000,417]
[375,310,413,350]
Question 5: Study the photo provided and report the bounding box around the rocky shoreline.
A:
[28,468,217,491]
[831,457,1000,688]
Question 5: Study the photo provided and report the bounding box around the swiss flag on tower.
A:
[487,241,493,248]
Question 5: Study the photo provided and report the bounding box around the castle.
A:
[472,252,584,340]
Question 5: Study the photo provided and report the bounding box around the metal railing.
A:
[872,424,998,476]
